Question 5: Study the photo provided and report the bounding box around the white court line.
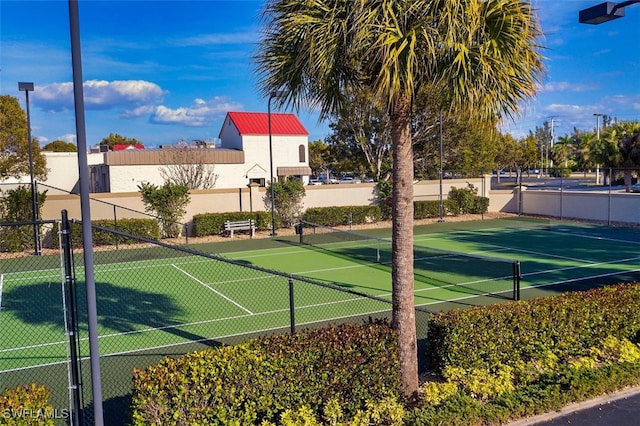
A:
[0,274,3,311]
[171,264,254,315]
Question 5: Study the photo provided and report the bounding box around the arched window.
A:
[298,144,306,163]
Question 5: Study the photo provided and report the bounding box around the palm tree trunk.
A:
[390,93,419,397]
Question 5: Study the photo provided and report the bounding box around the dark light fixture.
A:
[579,1,639,24]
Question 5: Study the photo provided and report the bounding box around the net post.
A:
[288,277,296,334]
[296,221,303,244]
[512,260,521,301]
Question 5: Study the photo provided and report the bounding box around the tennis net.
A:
[298,220,521,300]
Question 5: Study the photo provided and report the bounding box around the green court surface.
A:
[2,217,640,377]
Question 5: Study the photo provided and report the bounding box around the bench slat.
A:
[224,220,255,238]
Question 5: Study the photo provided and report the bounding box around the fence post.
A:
[289,277,296,334]
[61,210,82,426]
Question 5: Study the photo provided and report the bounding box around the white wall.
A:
[3,152,104,194]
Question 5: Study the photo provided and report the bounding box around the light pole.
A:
[594,113,604,185]
[438,113,445,223]
[18,82,41,255]
[579,1,639,24]
[268,90,286,236]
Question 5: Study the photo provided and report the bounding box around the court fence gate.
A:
[1,211,431,425]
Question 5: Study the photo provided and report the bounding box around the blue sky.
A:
[1,0,639,149]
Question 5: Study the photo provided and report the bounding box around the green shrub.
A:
[447,184,488,215]
[0,384,56,425]
[0,226,32,253]
[53,219,159,248]
[192,211,273,236]
[427,283,640,374]
[302,206,381,226]
[130,321,400,425]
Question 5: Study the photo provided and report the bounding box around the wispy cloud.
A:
[150,97,243,127]
[540,82,599,92]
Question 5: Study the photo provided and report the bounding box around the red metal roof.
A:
[226,112,309,136]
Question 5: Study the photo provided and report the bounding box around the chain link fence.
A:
[2,214,431,425]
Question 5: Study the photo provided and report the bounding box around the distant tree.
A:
[264,179,305,228]
[99,133,142,148]
[159,140,218,190]
[0,95,47,180]
[600,121,640,191]
[308,140,331,177]
[43,140,77,152]
[325,88,392,181]
[138,182,190,238]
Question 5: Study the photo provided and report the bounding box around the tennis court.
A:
[2,216,640,421]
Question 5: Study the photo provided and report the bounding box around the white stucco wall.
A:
[2,152,104,194]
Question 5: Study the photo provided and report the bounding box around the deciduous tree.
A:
[159,140,218,190]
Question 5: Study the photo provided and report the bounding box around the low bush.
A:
[53,218,160,248]
[0,384,56,426]
[191,211,273,236]
[302,206,381,227]
[130,321,400,425]
[447,184,489,215]
[427,283,640,373]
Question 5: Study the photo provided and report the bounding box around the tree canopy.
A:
[99,133,142,148]
[0,95,47,181]
[43,140,78,152]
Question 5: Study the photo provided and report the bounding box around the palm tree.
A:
[255,0,544,397]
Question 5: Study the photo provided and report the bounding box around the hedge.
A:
[130,321,400,425]
[427,283,640,373]
[302,206,381,227]
[191,211,273,237]
[52,218,160,248]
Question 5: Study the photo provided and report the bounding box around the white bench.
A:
[224,219,255,238]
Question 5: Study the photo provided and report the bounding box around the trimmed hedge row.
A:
[427,283,640,373]
[301,200,464,227]
[53,219,160,248]
[191,211,273,237]
[302,206,382,227]
[130,321,400,425]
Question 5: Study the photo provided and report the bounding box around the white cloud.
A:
[150,97,243,127]
[540,82,598,93]
[34,80,164,112]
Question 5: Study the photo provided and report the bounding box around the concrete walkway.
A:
[508,385,640,425]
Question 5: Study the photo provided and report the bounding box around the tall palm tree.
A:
[256,0,544,397]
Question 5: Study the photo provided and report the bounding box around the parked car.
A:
[338,174,361,184]
[308,177,323,185]
[319,175,339,184]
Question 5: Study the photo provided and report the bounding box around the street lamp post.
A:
[579,1,639,24]
[268,90,286,237]
[594,113,604,185]
[18,82,41,255]
[438,113,445,223]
